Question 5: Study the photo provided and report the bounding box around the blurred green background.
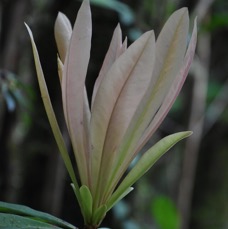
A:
[0,0,228,228]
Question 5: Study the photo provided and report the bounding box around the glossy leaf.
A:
[0,214,61,228]
[0,202,76,229]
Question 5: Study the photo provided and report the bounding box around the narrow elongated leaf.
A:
[106,131,192,210]
[25,24,81,206]
[54,12,72,62]
[104,8,190,199]
[106,187,134,211]
[92,24,123,105]
[95,31,155,205]
[103,31,155,156]
[79,185,93,223]
[62,0,92,186]
[90,31,154,202]
[136,18,197,152]
[0,202,76,229]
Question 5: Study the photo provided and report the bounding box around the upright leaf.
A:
[92,24,123,105]
[107,131,192,210]
[136,18,197,152]
[25,24,80,204]
[54,12,72,62]
[95,31,156,206]
[90,31,154,202]
[62,0,92,187]
[104,8,190,199]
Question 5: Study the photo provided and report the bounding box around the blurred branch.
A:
[177,0,215,228]
[0,0,29,202]
[177,56,209,229]
[42,128,70,217]
[204,82,228,134]
[192,0,215,22]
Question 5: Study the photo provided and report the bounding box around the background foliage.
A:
[0,0,228,228]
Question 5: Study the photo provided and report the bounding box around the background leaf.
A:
[151,195,180,229]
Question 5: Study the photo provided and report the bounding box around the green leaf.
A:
[92,205,107,227]
[107,187,133,211]
[25,23,81,206]
[0,213,62,228]
[79,185,93,223]
[151,195,180,229]
[107,131,192,210]
[0,202,76,229]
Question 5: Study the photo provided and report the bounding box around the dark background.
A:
[0,0,228,228]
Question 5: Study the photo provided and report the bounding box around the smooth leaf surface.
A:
[62,0,92,187]
[92,24,123,106]
[104,9,190,199]
[107,131,192,210]
[91,205,107,227]
[25,24,81,205]
[79,185,93,223]
[106,187,134,211]
[90,30,154,202]
[136,18,197,152]
[0,214,61,229]
[97,31,155,205]
[0,202,76,228]
[54,12,72,62]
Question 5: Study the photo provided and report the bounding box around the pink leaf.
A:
[103,8,190,200]
[62,0,92,187]
[90,31,154,200]
[54,12,72,62]
[136,18,198,152]
[92,24,123,106]
[96,31,155,202]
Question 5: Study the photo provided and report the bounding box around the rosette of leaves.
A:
[25,0,197,228]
